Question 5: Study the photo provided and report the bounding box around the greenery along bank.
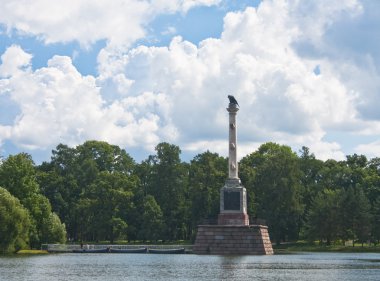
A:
[1,140,380,253]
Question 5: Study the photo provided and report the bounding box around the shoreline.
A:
[273,242,380,254]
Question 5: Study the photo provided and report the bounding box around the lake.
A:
[1,252,380,281]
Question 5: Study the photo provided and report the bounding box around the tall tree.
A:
[372,197,380,244]
[79,171,135,242]
[189,151,227,231]
[240,142,304,244]
[304,189,341,245]
[0,187,31,253]
[148,142,189,241]
[38,144,81,240]
[339,187,372,246]
[139,195,164,242]
[297,147,324,235]
[0,153,66,246]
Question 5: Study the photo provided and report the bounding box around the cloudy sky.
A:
[0,0,380,163]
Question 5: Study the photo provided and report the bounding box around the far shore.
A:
[10,241,380,255]
[273,241,380,254]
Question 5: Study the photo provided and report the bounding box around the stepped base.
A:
[193,224,273,255]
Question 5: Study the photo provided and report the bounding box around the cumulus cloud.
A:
[0,48,175,152]
[96,0,374,160]
[1,0,380,162]
[0,45,32,77]
[0,0,220,48]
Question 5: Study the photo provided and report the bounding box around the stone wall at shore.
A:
[193,224,273,255]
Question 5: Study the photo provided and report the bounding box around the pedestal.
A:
[218,179,249,225]
[193,224,273,255]
[193,179,273,255]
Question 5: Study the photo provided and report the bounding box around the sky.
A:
[1,0,380,164]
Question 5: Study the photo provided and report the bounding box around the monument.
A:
[193,96,273,255]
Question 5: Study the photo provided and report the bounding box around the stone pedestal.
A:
[218,182,249,225]
[193,225,273,255]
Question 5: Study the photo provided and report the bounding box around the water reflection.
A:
[0,252,380,281]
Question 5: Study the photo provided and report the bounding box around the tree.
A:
[77,171,135,242]
[0,187,31,253]
[240,142,304,244]
[189,151,227,231]
[38,144,81,240]
[0,153,66,246]
[41,212,67,244]
[372,197,380,244]
[339,187,372,246]
[139,195,164,241]
[148,143,189,241]
[76,140,135,174]
[298,147,324,207]
[38,141,137,241]
[304,189,341,245]
[297,147,324,236]
[0,153,39,199]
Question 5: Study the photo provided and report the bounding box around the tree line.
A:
[1,140,380,252]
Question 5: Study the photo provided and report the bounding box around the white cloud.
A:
[355,141,380,159]
[95,0,380,160]
[1,0,380,162]
[0,45,32,77]
[0,0,220,48]
[0,48,175,152]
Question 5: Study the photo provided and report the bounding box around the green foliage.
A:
[38,141,137,242]
[305,189,341,244]
[0,153,39,199]
[1,140,379,247]
[372,197,380,242]
[139,195,164,241]
[77,171,135,242]
[0,153,66,247]
[0,187,31,253]
[240,142,304,244]
[339,187,372,244]
[148,143,189,241]
[189,151,227,229]
[41,212,67,244]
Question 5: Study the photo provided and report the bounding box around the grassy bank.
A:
[273,241,380,254]
[17,249,48,254]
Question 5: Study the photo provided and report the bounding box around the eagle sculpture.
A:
[228,95,239,107]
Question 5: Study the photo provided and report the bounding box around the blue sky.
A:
[1,0,380,163]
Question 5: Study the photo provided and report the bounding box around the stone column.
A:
[227,103,239,180]
[218,100,249,226]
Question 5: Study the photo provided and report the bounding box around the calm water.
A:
[1,252,380,281]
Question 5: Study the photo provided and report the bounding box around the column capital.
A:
[227,103,239,113]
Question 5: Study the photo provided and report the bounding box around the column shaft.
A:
[227,105,239,179]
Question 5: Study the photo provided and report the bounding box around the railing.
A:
[43,244,193,252]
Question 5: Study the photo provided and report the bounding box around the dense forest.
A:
[1,140,380,253]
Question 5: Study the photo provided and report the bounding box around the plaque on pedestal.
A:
[224,191,240,210]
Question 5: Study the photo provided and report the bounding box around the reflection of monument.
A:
[193,96,273,255]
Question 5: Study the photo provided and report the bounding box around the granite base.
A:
[193,224,273,255]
